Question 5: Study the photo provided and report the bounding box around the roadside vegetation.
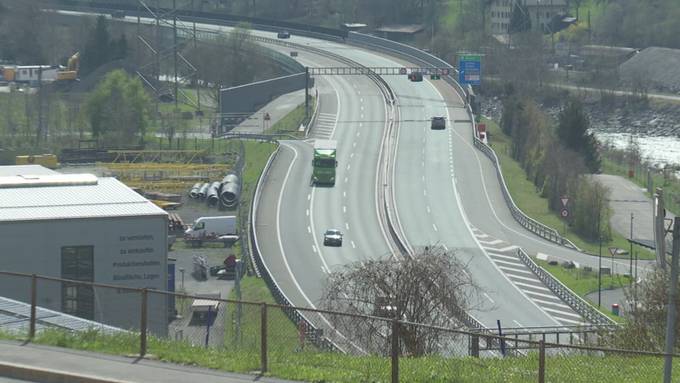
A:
[602,145,680,217]
[1,328,678,382]
[483,115,648,258]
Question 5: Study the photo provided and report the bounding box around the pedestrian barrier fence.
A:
[0,271,677,383]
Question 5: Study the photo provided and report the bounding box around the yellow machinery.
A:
[57,52,79,81]
[15,154,58,169]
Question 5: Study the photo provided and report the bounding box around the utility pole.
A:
[663,218,680,383]
[655,188,667,270]
[598,195,602,308]
[37,66,44,146]
[173,0,179,110]
[630,213,634,283]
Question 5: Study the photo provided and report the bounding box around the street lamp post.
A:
[598,197,602,308]
[630,212,634,283]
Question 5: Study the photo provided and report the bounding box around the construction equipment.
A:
[15,154,58,169]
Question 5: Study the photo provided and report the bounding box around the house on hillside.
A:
[490,0,569,35]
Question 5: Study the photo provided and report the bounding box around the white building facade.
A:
[0,165,168,335]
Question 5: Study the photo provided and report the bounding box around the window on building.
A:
[61,246,94,320]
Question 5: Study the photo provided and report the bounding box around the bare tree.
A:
[607,267,680,352]
[321,246,478,356]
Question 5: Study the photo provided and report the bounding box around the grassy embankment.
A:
[484,117,653,260]
[1,328,675,382]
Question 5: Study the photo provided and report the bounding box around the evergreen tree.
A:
[557,98,600,172]
[508,1,531,34]
[112,34,128,60]
[81,16,111,75]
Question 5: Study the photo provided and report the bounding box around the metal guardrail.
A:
[347,32,580,251]
[516,248,616,326]
[57,0,597,341]
[473,137,579,249]
[250,146,339,352]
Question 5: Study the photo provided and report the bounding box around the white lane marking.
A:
[351,240,356,248]
[361,113,364,119]
[344,177,348,183]
[307,226,311,233]
[423,189,427,196]
[312,245,317,253]
[345,222,350,230]
[432,223,438,232]
[477,238,504,245]
[441,84,638,271]
[360,98,364,103]
[422,175,425,182]
[360,105,364,111]
[321,266,328,274]
[523,290,567,300]
[513,320,523,327]
[483,293,495,304]
[498,265,535,275]
[426,205,431,213]
[347,164,351,170]
[356,131,360,137]
[343,206,347,213]
[514,282,551,291]
[421,161,425,167]
[353,142,357,147]
[531,298,572,310]
[275,144,324,314]
[351,152,355,158]
[555,317,586,325]
[506,273,542,283]
[488,253,522,262]
[359,122,363,128]
[443,244,449,251]
[541,307,583,319]
[306,209,309,216]
[307,193,311,201]
[343,191,347,198]
[496,245,520,252]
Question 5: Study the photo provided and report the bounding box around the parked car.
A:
[323,229,343,246]
[430,116,446,130]
[277,30,291,39]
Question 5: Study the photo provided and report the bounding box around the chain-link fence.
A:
[2,270,679,382]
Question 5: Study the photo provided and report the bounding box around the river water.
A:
[596,132,680,168]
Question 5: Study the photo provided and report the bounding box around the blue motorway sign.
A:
[458,54,482,86]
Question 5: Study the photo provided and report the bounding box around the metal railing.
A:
[516,248,616,325]
[2,270,677,383]
[473,137,578,248]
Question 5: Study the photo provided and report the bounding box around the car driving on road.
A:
[431,116,446,130]
[323,229,343,246]
[277,30,291,39]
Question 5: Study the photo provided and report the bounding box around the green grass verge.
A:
[2,329,677,382]
[484,118,653,259]
[537,259,631,323]
[265,99,312,137]
[602,156,680,216]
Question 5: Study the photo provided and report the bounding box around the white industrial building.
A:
[0,165,168,335]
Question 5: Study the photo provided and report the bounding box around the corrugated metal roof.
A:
[0,173,98,188]
[0,171,166,222]
[0,296,124,335]
[0,165,58,176]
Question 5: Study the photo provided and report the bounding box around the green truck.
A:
[311,139,337,186]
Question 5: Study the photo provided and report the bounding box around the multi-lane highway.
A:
[58,7,627,330]
[253,40,393,312]
[251,33,582,329]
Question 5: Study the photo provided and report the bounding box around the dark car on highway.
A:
[430,116,446,130]
[323,229,343,247]
[277,30,291,39]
